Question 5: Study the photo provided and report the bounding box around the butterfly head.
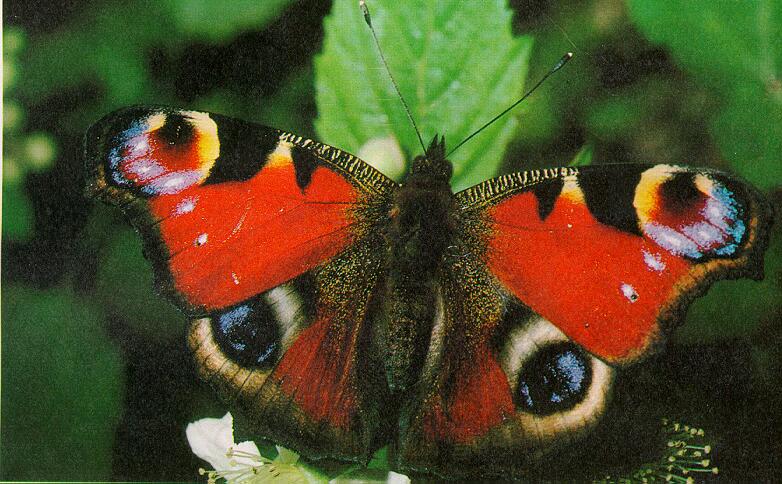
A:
[409,134,452,185]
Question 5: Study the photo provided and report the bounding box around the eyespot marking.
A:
[104,109,219,195]
[635,166,749,261]
[210,298,281,369]
[516,343,592,415]
[497,314,616,443]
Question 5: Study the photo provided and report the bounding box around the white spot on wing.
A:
[231,272,240,285]
[705,201,724,223]
[131,139,150,154]
[126,158,165,181]
[620,283,639,302]
[642,250,666,272]
[643,222,702,258]
[146,170,203,194]
[682,221,724,247]
[195,233,208,246]
[175,197,198,215]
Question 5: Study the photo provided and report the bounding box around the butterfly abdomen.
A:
[383,157,458,392]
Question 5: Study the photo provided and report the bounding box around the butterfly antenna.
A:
[446,52,574,158]
[360,0,428,156]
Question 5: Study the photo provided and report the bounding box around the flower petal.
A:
[386,471,411,484]
[186,412,248,471]
[231,439,262,468]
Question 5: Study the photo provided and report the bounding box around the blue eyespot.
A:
[516,343,592,415]
[211,297,280,368]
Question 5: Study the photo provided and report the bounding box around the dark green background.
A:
[3,0,781,481]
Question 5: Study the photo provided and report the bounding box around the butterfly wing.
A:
[395,246,617,478]
[395,164,771,477]
[85,106,396,460]
[188,238,391,460]
[460,164,771,365]
[86,106,395,313]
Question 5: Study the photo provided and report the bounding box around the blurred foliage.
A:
[3,27,58,241]
[568,142,594,167]
[2,0,781,481]
[18,0,295,110]
[628,0,782,191]
[1,285,124,480]
[94,227,184,340]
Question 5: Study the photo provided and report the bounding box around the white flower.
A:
[186,412,411,484]
[386,471,411,484]
[329,469,411,484]
[186,412,262,472]
[186,413,318,483]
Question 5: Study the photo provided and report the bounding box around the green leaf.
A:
[1,285,124,481]
[568,143,594,167]
[366,446,389,470]
[315,0,533,190]
[627,0,782,190]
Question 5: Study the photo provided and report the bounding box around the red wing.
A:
[397,259,616,478]
[397,164,771,477]
[86,107,396,459]
[188,240,391,461]
[86,106,396,314]
[456,164,772,365]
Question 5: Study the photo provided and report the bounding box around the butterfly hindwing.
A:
[395,240,616,478]
[86,106,397,460]
[189,238,392,460]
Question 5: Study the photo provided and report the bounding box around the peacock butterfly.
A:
[84,105,772,477]
[84,10,773,481]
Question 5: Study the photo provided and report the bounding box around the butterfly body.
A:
[383,136,461,391]
[86,106,772,478]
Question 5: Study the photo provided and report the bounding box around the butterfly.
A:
[84,105,772,478]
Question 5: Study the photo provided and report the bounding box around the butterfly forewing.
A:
[457,164,771,365]
[86,106,396,313]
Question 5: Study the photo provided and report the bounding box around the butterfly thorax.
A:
[383,136,458,392]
